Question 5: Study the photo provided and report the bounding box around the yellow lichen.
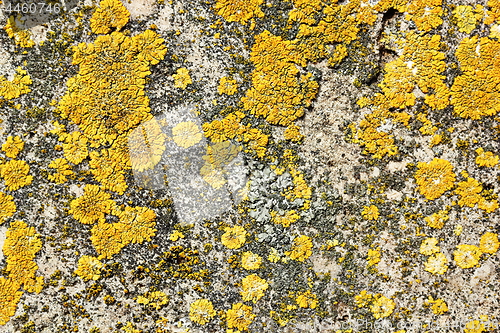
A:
[453,244,482,269]
[424,252,448,275]
[90,221,128,259]
[221,226,247,249]
[405,0,443,32]
[414,158,456,200]
[74,255,103,281]
[240,274,268,303]
[214,0,264,25]
[0,67,31,100]
[479,232,499,254]
[424,209,449,229]
[361,205,379,220]
[454,177,483,208]
[241,251,262,270]
[464,320,485,333]
[172,121,203,148]
[425,296,448,315]
[0,192,16,224]
[370,295,395,319]
[475,148,499,167]
[189,299,216,325]
[47,158,74,184]
[172,68,193,89]
[226,303,255,331]
[0,159,33,191]
[270,210,300,228]
[69,184,116,225]
[218,76,238,95]
[286,235,313,262]
[367,248,381,267]
[1,136,24,159]
[90,0,130,34]
[453,5,483,34]
[137,291,169,310]
[3,16,35,48]
[0,277,23,325]
[113,205,157,244]
[296,290,318,309]
[420,237,440,256]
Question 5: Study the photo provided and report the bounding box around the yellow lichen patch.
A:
[241,251,262,270]
[89,149,128,195]
[0,277,23,325]
[172,121,203,148]
[189,299,216,325]
[240,274,268,303]
[0,159,33,191]
[241,30,318,126]
[379,32,449,110]
[0,192,16,224]
[479,232,499,254]
[203,141,241,168]
[74,255,103,281]
[491,24,500,39]
[0,67,31,100]
[361,205,379,220]
[424,209,449,229]
[221,226,247,249]
[62,131,89,165]
[3,16,35,48]
[425,296,448,315]
[47,158,74,184]
[454,244,482,269]
[464,320,485,333]
[355,290,373,308]
[424,252,448,275]
[420,237,440,256]
[172,68,193,89]
[238,125,269,158]
[90,221,128,259]
[296,290,318,309]
[485,0,500,25]
[200,163,226,189]
[69,184,116,225]
[414,158,456,200]
[214,0,264,25]
[113,206,157,244]
[3,220,43,292]
[454,177,483,208]
[451,36,500,119]
[475,148,499,167]
[283,124,304,142]
[453,5,483,34]
[202,112,245,143]
[477,198,499,213]
[328,44,348,67]
[286,235,313,262]
[90,0,130,34]
[218,76,238,95]
[283,168,312,205]
[137,291,169,310]
[226,303,255,331]
[367,248,381,266]
[270,210,300,228]
[1,136,24,159]
[370,295,395,319]
[406,0,443,32]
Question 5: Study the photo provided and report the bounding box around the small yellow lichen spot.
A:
[74,255,103,281]
[477,198,499,213]
[453,5,480,33]
[62,131,89,165]
[414,158,456,200]
[169,230,185,242]
[214,0,264,25]
[69,184,116,225]
[48,158,74,184]
[0,159,33,191]
[424,252,448,275]
[491,24,500,39]
[475,148,499,167]
[226,303,255,331]
[0,192,16,224]
[296,290,318,309]
[189,299,216,325]
[240,274,268,303]
[355,290,373,308]
[270,210,300,227]
[121,322,141,333]
[267,247,281,263]
[420,237,440,256]
[3,16,35,48]
[454,244,482,269]
[90,0,130,34]
[361,205,379,220]
[424,209,449,229]
[425,296,448,315]
[454,224,463,236]
[370,295,395,319]
[464,320,485,333]
[137,291,169,310]
[0,67,32,100]
[241,251,262,270]
[455,177,483,207]
[367,248,381,266]
[283,124,304,142]
[286,235,313,262]
[172,68,193,89]
[221,226,247,249]
[479,232,500,254]
[172,121,203,148]
[218,76,238,95]
[2,136,24,159]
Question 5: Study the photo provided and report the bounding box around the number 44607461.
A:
[4,2,61,14]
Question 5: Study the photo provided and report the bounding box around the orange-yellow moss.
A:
[0,159,33,191]
[69,184,116,224]
[414,158,456,200]
[451,36,500,119]
[90,0,130,34]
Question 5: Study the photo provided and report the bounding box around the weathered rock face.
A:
[0,0,500,331]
